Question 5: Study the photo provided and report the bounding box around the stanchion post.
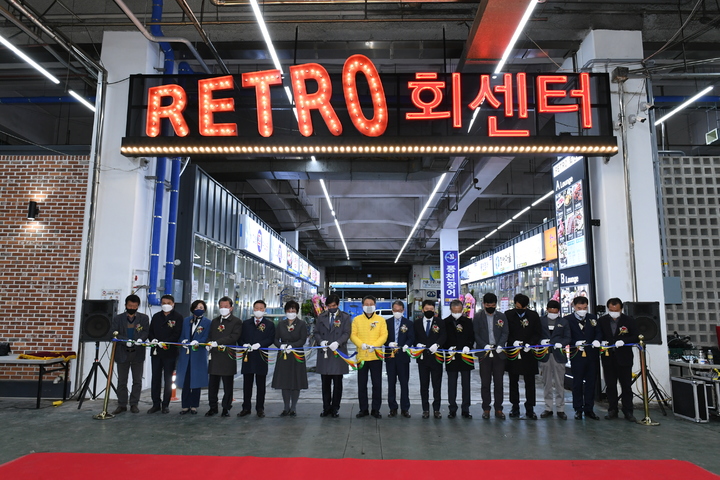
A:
[93,331,119,420]
[637,334,660,426]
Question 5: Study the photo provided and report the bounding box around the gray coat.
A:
[313,310,352,375]
[272,319,309,390]
[110,312,150,364]
[207,314,242,376]
[472,310,509,358]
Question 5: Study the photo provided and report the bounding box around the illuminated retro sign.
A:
[122,55,617,157]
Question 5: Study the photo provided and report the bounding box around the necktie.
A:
[255,319,260,327]
[425,320,431,335]
[330,314,335,326]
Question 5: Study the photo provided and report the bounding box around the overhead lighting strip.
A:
[460,189,553,256]
[395,173,448,263]
[69,90,96,112]
[494,0,539,75]
[320,179,348,260]
[0,33,60,84]
[654,86,714,126]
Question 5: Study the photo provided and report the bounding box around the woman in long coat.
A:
[272,300,308,416]
[175,299,211,414]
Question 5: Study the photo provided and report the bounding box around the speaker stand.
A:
[632,366,670,416]
[74,342,116,409]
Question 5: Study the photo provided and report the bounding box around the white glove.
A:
[554,343,563,349]
[615,340,625,348]
[320,340,329,347]
[210,341,218,348]
[592,340,601,348]
[251,343,261,351]
[541,339,550,345]
[190,340,199,347]
[448,346,456,352]
[243,343,251,348]
[389,342,398,348]
[523,344,531,352]
[152,338,159,346]
[280,344,287,350]
[181,339,188,344]
[575,340,585,346]
[285,345,293,353]
[601,341,609,346]
[462,346,470,354]
[361,343,370,350]
[416,343,426,349]
[126,341,133,347]
[513,340,523,347]
[429,344,439,354]
[329,341,339,352]
[484,344,492,350]
[496,346,503,354]
[402,345,409,352]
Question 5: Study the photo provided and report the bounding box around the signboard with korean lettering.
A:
[239,214,270,262]
[442,250,460,306]
[493,246,514,276]
[514,234,543,269]
[122,60,616,157]
[269,235,287,270]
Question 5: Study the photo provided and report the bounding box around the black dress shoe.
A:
[482,410,490,419]
[289,410,297,417]
[462,412,473,419]
[585,411,600,420]
[320,410,329,417]
[162,407,170,414]
[130,405,140,413]
[540,410,554,418]
[575,411,583,420]
[557,412,568,420]
[190,409,197,415]
[495,411,506,420]
[525,412,538,420]
[257,410,265,418]
[447,412,457,419]
[147,406,161,414]
[179,409,190,415]
[624,414,637,423]
[112,406,127,415]
[433,411,442,419]
[331,411,339,418]
[221,410,230,417]
[356,410,370,418]
[509,409,520,418]
[370,410,381,419]
[422,411,430,419]
[605,410,618,420]
[205,409,218,417]
[281,410,290,416]
[401,411,411,418]
[388,409,397,417]
[237,409,251,417]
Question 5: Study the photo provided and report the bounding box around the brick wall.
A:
[0,155,89,380]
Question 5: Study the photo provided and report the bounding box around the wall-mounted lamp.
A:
[27,201,40,220]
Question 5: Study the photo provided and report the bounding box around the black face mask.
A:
[328,307,338,314]
[126,308,137,315]
[423,310,435,319]
[485,307,496,314]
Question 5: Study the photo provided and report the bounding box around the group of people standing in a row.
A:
[109,291,639,423]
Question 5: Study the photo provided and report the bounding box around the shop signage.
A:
[543,227,558,261]
[514,234,543,269]
[239,214,270,262]
[493,246,514,276]
[442,250,460,306]
[269,235,287,269]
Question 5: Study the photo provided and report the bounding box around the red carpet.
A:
[1,453,718,479]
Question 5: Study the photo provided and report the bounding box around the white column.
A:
[439,229,459,319]
[573,30,670,393]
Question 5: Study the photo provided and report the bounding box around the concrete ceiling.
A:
[2,0,720,268]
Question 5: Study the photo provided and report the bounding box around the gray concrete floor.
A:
[1,348,720,474]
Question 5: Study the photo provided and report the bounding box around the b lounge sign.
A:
[121,54,617,158]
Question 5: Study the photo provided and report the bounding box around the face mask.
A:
[485,307,496,314]
[126,308,137,315]
[219,308,231,317]
[609,311,621,319]
[392,311,403,320]
[451,312,462,320]
[328,307,338,314]
[363,305,376,315]
[253,310,264,318]
[193,309,204,317]
[423,310,435,319]
[286,312,297,320]
[161,304,173,313]
[547,313,559,320]
[576,309,587,318]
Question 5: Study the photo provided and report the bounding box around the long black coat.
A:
[444,315,475,372]
[240,317,276,375]
[148,310,183,358]
[207,314,242,376]
[413,315,447,368]
[505,308,542,375]
[272,319,308,390]
[598,313,639,367]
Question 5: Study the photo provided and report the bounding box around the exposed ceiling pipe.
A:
[173,0,231,74]
[111,0,212,74]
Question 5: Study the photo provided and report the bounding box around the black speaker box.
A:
[624,301,662,345]
[80,299,118,342]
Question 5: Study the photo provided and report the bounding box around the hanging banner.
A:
[442,250,460,307]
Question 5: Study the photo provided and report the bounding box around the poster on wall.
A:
[442,251,459,306]
[239,214,271,262]
[286,250,300,275]
[493,246,514,276]
[543,227,558,261]
[270,236,287,269]
[559,267,592,315]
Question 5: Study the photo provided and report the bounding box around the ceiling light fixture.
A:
[69,90,96,112]
[395,173,448,263]
[319,178,335,217]
[0,33,60,84]
[334,218,350,260]
[249,0,283,73]
[494,0,539,75]
[654,86,714,126]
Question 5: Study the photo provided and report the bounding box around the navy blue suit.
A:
[240,317,276,413]
[553,312,601,414]
[385,315,415,412]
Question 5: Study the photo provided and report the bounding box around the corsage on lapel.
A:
[258,323,266,332]
[619,326,628,335]
[400,324,408,333]
[497,319,504,328]
[167,320,176,328]
[590,319,597,327]
[521,319,529,327]
[218,324,225,332]
[431,324,440,333]
[287,323,295,332]
[333,318,342,328]
[456,323,463,332]
[196,326,204,334]
[370,321,378,330]
[135,324,143,332]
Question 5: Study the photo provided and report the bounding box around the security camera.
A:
[613,120,623,130]
[627,115,646,125]
[637,115,647,123]
[640,102,655,112]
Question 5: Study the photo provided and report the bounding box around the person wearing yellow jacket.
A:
[351,295,389,419]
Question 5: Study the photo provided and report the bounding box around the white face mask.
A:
[286,312,297,320]
[363,305,376,315]
[451,312,462,319]
[253,310,264,318]
[219,307,231,317]
[161,304,173,313]
[547,313,559,320]
[392,311,403,320]
[609,311,621,319]
[575,309,587,318]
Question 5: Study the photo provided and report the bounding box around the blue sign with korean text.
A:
[442,250,460,306]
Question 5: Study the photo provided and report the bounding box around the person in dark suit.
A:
[272,300,308,416]
[175,299,211,414]
[445,299,475,419]
[598,297,639,422]
[505,293,543,420]
[384,300,415,418]
[238,299,276,418]
[552,296,602,420]
[147,294,183,414]
[110,294,150,414]
[314,294,352,417]
[205,296,242,417]
[414,299,447,419]
[538,300,568,420]
[473,292,509,419]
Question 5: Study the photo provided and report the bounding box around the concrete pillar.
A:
[439,229,459,319]
[571,30,670,393]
